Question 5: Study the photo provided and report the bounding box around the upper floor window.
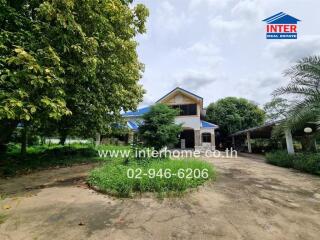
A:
[171,104,197,116]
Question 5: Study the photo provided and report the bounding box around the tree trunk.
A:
[95,133,101,146]
[21,124,28,156]
[58,128,68,145]
[40,136,46,145]
[0,120,18,154]
[59,134,67,145]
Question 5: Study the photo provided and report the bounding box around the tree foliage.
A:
[36,0,149,137]
[273,56,320,151]
[139,104,182,150]
[274,56,320,131]
[0,1,71,121]
[263,97,290,122]
[206,97,265,136]
[0,0,149,150]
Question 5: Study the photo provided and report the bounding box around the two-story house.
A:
[123,87,218,150]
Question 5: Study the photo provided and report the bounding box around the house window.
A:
[171,104,197,116]
[202,133,211,143]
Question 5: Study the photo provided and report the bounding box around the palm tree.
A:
[273,56,320,151]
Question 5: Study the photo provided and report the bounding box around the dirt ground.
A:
[0,155,319,240]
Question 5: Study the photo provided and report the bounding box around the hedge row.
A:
[266,151,320,175]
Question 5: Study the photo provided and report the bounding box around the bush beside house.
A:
[139,103,182,150]
[266,151,320,175]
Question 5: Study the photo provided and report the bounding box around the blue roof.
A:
[201,120,218,129]
[122,106,150,117]
[127,120,140,131]
[126,120,217,130]
[263,12,300,24]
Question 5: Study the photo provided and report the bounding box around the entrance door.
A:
[180,130,195,149]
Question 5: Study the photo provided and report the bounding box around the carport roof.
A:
[230,120,282,138]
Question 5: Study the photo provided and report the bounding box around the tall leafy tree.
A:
[0,0,149,151]
[206,97,266,136]
[36,0,149,140]
[139,104,182,150]
[0,0,71,153]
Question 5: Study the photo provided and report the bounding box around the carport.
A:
[230,121,295,154]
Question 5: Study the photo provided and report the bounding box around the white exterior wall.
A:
[199,128,216,150]
[175,116,200,130]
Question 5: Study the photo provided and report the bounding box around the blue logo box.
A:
[266,33,297,39]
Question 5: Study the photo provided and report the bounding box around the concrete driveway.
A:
[0,155,319,240]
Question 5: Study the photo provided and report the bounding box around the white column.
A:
[194,130,200,147]
[95,133,101,146]
[285,129,295,154]
[211,131,216,150]
[246,132,252,153]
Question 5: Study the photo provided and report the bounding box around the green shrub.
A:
[266,151,320,175]
[266,151,295,168]
[41,146,97,158]
[88,159,216,197]
[292,154,320,174]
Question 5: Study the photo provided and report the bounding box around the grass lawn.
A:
[0,144,130,177]
[1,144,216,197]
[88,158,216,197]
[0,213,6,224]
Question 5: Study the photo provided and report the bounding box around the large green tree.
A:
[206,97,266,136]
[36,0,149,140]
[0,0,71,153]
[0,0,149,151]
[139,104,182,150]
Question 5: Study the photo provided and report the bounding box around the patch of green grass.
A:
[88,158,216,197]
[266,151,320,175]
[0,144,129,177]
[0,214,7,224]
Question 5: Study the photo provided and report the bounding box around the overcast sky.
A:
[134,0,320,107]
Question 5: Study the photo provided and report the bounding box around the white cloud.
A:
[187,42,219,55]
[141,94,154,107]
[231,0,262,21]
[233,72,289,105]
[264,35,320,63]
[185,42,223,65]
[189,0,234,10]
[169,42,225,92]
[134,0,320,107]
[209,0,262,40]
[173,70,220,91]
[155,1,189,33]
[209,16,243,32]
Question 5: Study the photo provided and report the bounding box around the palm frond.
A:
[273,85,316,96]
[284,56,320,92]
[274,55,320,132]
